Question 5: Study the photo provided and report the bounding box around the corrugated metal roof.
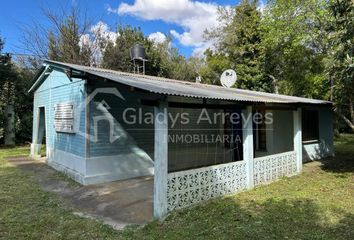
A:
[41,60,330,105]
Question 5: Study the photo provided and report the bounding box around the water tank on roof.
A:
[130,43,146,61]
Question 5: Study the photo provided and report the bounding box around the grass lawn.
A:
[1,135,353,239]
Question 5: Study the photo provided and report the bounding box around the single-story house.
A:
[29,60,334,219]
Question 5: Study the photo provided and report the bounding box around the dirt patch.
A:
[302,160,324,174]
[6,156,153,230]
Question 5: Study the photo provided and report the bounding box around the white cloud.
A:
[79,34,91,49]
[257,0,267,14]
[90,21,117,43]
[109,0,223,56]
[79,21,118,66]
[192,40,215,58]
[148,32,167,44]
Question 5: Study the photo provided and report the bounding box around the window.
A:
[54,103,75,133]
[302,109,319,142]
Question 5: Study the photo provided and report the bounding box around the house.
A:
[29,60,334,219]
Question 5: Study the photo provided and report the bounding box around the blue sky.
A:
[0,0,258,57]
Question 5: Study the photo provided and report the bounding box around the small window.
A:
[302,109,319,142]
[54,103,75,133]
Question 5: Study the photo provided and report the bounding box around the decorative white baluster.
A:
[253,151,297,185]
[167,161,247,211]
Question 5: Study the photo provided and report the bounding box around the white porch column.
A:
[154,100,168,219]
[242,106,254,188]
[293,107,302,173]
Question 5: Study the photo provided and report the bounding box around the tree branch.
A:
[335,107,354,132]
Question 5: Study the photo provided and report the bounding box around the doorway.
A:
[35,107,46,157]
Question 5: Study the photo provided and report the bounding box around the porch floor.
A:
[7,156,154,230]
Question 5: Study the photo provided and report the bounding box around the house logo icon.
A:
[76,87,126,143]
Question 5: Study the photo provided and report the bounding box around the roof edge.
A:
[28,65,48,93]
[35,60,332,105]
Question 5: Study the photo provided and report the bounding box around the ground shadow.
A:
[303,136,354,174]
[133,196,354,240]
[319,156,354,174]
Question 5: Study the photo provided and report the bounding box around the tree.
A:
[328,0,354,132]
[0,37,34,145]
[148,39,199,81]
[199,50,231,85]
[0,37,16,145]
[21,6,92,66]
[101,25,145,72]
[102,26,198,81]
[46,10,92,65]
[202,0,271,91]
[262,0,331,98]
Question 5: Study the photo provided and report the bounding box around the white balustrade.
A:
[253,151,297,185]
[167,161,247,211]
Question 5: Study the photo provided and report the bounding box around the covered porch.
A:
[153,102,303,219]
[28,61,332,222]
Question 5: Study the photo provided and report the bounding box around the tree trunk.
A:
[334,106,354,133]
[4,104,15,146]
[330,76,334,102]
[268,74,279,94]
[338,112,354,133]
[349,97,354,124]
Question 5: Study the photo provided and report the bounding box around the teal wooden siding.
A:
[87,81,155,159]
[33,69,86,157]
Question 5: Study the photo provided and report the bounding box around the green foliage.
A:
[200,0,336,98]
[0,134,353,239]
[101,25,145,72]
[148,40,198,81]
[199,50,231,85]
[200,0,352,131]
[48,15,91,65]
[13,66,35,143]
[261,0,331,97]
[0,38,16,144]
[202,0,271,91]
[0,147,122,239]
[0,36,34,144]
[48,31,60,60]
[328,0,354,131]
[102,26,197,81]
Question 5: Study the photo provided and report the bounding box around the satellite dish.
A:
[220,69,237,88]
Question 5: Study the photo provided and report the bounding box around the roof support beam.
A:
[153,100,168,219]
[293,108,303,173]
[242,106,255,189]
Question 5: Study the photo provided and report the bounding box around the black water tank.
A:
[130,43,146,60]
